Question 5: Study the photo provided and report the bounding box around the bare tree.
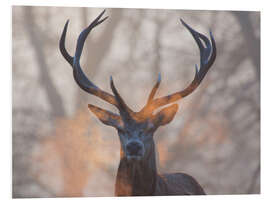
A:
[23,7,66,118]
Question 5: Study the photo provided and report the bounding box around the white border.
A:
[9,0,262,11]
[2,0,269,202]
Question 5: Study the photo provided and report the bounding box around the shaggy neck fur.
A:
[115,143,157,196]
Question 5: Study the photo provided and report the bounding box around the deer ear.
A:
[151,104,179,127]
[88,104,123,129]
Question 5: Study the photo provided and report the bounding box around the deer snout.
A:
[126,141,144,157]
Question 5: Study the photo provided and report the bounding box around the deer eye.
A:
[142,129,150,136]
[117,127,126,134]
[138,131,144,137]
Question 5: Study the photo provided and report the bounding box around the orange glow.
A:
[157,141,169,168]
[31,109,118,196]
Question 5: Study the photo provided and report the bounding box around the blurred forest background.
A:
[12,6,260,197]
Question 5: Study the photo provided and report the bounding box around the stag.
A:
[59,9,216,196]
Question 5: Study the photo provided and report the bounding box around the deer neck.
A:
[115,143,157,196]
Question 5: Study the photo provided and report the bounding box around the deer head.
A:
[59,10,216,162]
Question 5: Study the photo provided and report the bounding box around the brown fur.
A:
[115,143,205,196]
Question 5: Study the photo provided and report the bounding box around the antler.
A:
[110,76,134,121]
[60,10,134,116]
[140,19,216,115]
[60,11,216,123]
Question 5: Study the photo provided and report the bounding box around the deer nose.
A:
[126,142,143,156]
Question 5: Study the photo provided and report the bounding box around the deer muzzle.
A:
[126,141,144,161]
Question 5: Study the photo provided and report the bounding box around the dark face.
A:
[117,121,155,161]
[88,103,178,162]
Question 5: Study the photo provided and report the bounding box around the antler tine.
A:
[59,10,108,67]
[138,73,161,117]
[74,9,108,62]
[110,76,134,120]
[180,19,216,83]
[145,19,216,112]
[60,9,119,107]
[59,20,73,66]
[146,73,161,105]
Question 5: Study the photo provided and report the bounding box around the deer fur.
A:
[59,9,216,196]
[115,144,205,196]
